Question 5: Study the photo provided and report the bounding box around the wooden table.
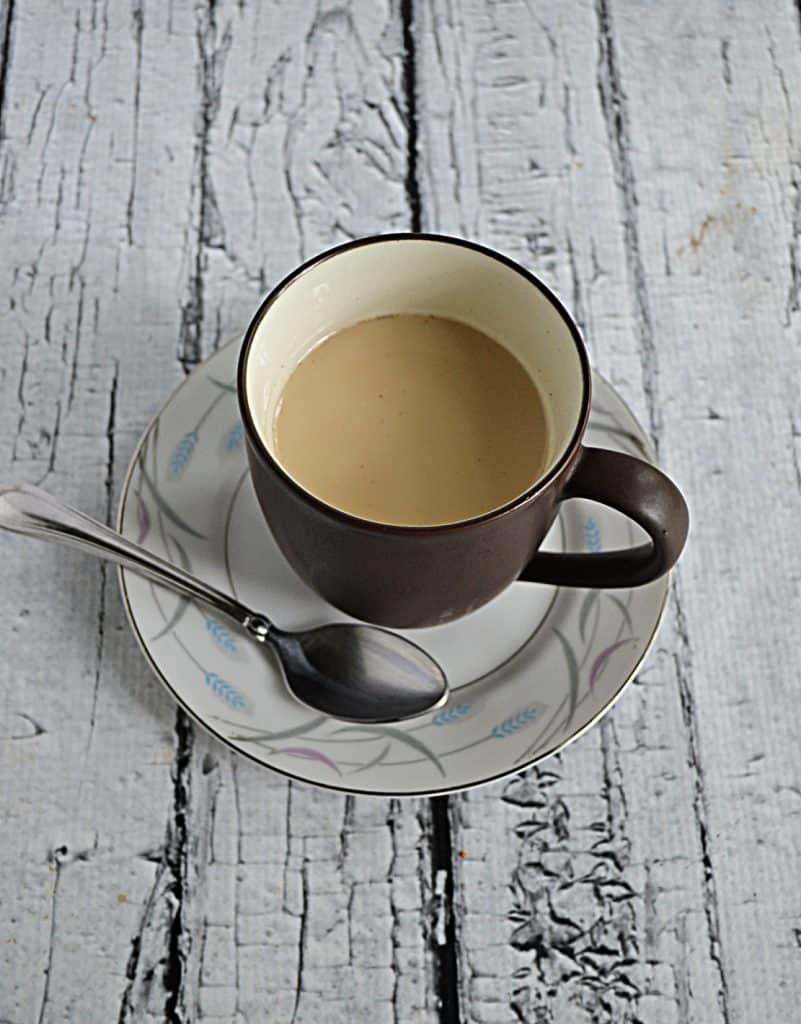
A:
[1,1,798,1021]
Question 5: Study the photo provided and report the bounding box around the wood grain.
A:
[416,0,801,1021]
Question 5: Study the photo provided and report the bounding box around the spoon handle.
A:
[0,484,267,634]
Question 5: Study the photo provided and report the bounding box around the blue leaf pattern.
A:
[584,516,602,553]
[491,706,538,738]
[225,421,244,451]
[169,430,199,478]
[432,703,472,726]
[206,618,237,653]
[205,672,247,709]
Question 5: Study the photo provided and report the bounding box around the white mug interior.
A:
[244,236,587,510]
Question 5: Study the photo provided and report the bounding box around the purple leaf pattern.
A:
[589,639,636,689]
[275,747,342,775]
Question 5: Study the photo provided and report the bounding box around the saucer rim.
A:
[115,340,670,797]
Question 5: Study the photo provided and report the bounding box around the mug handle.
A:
[519,446,689,588]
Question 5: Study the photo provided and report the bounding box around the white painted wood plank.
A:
[416,0,801,1020]
[609,3,801,1021]
[165,2,438,1020]
[0,1,437,1021]
[0,0,199,1017]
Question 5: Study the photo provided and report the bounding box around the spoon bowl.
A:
[270,623,448,721]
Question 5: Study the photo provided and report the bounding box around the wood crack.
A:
[33,842,100,1023]
[599,718,631,874]
[179,0,230,374]
[68,9,81,86]
[126,0,144,246]
[230,756,242,1017]
[765,27,793,150]
[75,117,95,210]
[289,854,309,1024]
[35,856,62,1024]
[562,84,577,158]
[671,581,732,1024]
[566,231,586,335]
[25,83,48,147]
[387,799,402,1024]
[66,277,85,411]
[790,413,801,495]
[406,3,460,1018]
[281,782,294,912]
[401,0,421,232]
[428,796,460,1024]
[163,709,195,1023]
[338,793,354,869]
[596,4,730,1018]
[720,38,732,88]
[38,399,61,484]
[87,359,118,748]
[117,859,168,1023]
[595,0,661,448]
[12,333,30,461]
[0,0,15,142]
[787,167,800,325]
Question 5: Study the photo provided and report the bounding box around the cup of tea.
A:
[237,234,688,628]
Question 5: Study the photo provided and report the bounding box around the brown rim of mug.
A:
[236,232,593,534]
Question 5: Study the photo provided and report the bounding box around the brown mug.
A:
[238,234,688,629]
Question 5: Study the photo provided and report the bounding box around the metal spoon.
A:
[0,485,449,723]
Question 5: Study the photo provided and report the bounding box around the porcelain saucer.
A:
[117,340,668,796]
